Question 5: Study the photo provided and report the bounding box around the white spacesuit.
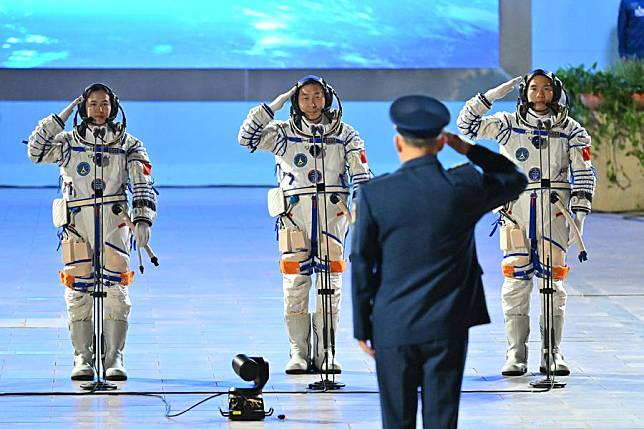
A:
[457,70,595,376]
[238,76,370,374]
[27,84,156,381]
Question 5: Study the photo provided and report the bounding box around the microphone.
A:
[536,118,552,130]
[310,124,324,137]
[93,127,106,140]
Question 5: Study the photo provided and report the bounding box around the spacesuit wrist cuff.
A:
[133,217,152,226]
[52,114,65,128]
[571,190,593,203]
[261,103,275,118]
[571,207,590,215]
[477,93,492,109]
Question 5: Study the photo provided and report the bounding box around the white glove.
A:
[567,211,586,247]
[135,222,151,248]
[574,212,586,237]
[58,96,83,123]
[483,76,522,103]
[268,85,297,113]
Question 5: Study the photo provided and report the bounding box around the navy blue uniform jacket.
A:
[351,144,528,347]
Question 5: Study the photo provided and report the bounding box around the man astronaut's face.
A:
[86,90,111,125]
[298,83,326,121]
[527,75,554,113]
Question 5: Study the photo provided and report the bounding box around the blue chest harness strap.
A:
[528,191,555,278]
[511,128,570,139]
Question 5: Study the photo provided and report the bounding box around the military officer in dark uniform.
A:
[351,95,527,429]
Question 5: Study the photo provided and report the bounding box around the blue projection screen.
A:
[1,0,499,69]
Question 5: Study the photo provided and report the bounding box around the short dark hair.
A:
[400,134,438,149]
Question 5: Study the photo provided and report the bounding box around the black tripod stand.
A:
[530,118,566,389]
[81,127,116,391]
[307,124,344,391]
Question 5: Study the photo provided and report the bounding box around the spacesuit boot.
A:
[69,320,95,381]
[103,320,128,381]
[540,315,570,376]
[284,314,311,374]
[501,315,529,376]
[312,312,341,374]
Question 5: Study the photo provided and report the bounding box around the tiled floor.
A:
[1,187,643,428]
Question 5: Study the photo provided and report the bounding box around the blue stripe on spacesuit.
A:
[286,137,345,144]
[310,195,318,259]
[503,252,529,258]
[496,116,513,146]
[568,128,586,139]
[343,130,358,146]
[71,146,126,154]
[65,259,92,266]
[529,192,537,242]
[106,242,129,256]
[458,105,482,138]
[511,128,570,139]
[542,237,565,252]
[321,231,342,245]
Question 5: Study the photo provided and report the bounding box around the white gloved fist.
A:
[268,85,297,113]
[483,76,522,102]
[134,222,151,248]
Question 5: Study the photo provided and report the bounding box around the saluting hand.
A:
[268,85,297,113]
[483,76,522,102]
[58,96,84,123]
[443,132,473,155]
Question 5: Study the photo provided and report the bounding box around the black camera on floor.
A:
[220,354,273,421]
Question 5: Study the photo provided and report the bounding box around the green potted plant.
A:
[556,61,644,211]
[609,59,644,110]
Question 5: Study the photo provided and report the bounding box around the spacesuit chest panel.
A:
[503,125,570,185]
[62,140,128,199]
[275,137,347,190]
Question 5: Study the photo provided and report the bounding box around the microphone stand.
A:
[531,118,566,389]
[307,124,344,391]
[81,126,116,391]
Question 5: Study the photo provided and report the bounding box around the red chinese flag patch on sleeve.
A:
[581,147,591,161]
[360,149,368,164]
[142,162,152,176]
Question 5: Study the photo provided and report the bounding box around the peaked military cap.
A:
[389,95,450,138]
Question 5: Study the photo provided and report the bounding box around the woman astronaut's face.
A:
[86,90,111,125]
[527,75,554,113]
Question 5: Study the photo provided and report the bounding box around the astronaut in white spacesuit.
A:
[27,83,156,381]
[457,70,595,376]
[238,75,370,374]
